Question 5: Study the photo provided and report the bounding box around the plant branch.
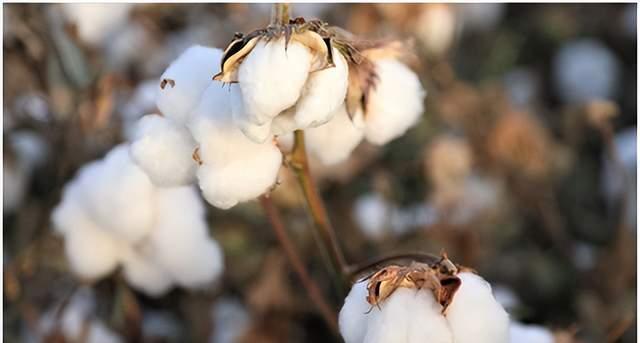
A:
[289,130,349,284]
[271,3,290,25]
[259,195,338,333]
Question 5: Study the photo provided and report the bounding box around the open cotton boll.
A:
[364,59,425,145]
[305,105,364,165]
[363,288,453,343]
[61,4,132,47]
[157,46,223,123]
[130,114,198,187]
[509,322,554,343]
[552,39,620,104]
[292,49,349,128]
[188,84,283,209]
[81,145,156,243]
[58,288,123,343]
[237,39,312,124]
[339,281,373,343]
[149,187,224,288]
[445,272,510,343]
[352,193,392,239]
[121,246,174,297]
[415,4,457,56]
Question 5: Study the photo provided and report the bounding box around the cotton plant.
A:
[128,16,426,211]
[51,144,224,297]
[339,255,510,343]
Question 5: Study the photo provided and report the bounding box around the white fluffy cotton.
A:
[292,48,349,128]
[61,4,132,47]
[157,46,223,123]
[188,83,283,209]
[304,105,364,165]
[553,39,620,104]
[52,144,224,296]
[237,39,312,125]
[415,4,457,56]
[364,59,425,145]
[445,272,510,343]
[339,272,509,343]
[210,298,251,343]
[509,322,554,343]
[130,114,198,187]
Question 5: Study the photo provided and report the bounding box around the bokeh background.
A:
[3,3,637,342]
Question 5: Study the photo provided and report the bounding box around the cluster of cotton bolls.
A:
[52,144,224,297]
[130,20,425,209]
[339,271,510,343]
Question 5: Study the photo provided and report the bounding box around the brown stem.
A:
[259,195,338,333]
[271,3,290,25]
[290,130,349,283]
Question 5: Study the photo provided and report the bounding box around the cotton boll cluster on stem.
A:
[52,144,224,296]
[339,256,509,343]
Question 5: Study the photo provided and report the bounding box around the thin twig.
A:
[289,130,349,286]
[259,195,338,333]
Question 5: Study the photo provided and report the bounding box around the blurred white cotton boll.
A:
[238,39,312,124]
[364,59,425,145]
[143,311,182,342]
[64,219,122,280]
[149,187,224,288]
[553,39,620,104]
[415,4,457,56]
[121,247,174,297]
[364,288,452,343]
[4,131,49,213]
[81,145,156,243]
[292,49,349,128]
[352,193,392,239]
[189,83,283,209]
[157,46,223,123]
[339,281,371,343]
[130,114,198,187]
[458,3,505,32]
[230,85,274,143]
[601,127,636,228]
[445,272,510,343]
[61,4,132,47]
[503,68,539,109]
[305,105,364,165]
[509,322,554,343]
[210,298,251,343]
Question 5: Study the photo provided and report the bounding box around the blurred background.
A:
[3,3,637,343]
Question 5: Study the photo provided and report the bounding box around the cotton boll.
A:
[352,193,392,239]
[61,4,132,47]
[364,59,425,145]
[305,105,364,165]
[363,288,452,343]
[509,322,554,343]
[121,247,174,297]
[446,272,509,343]
[339,281,372,343]
[458,3,505,32]
[415,4,457,56]
[238,39,312,124]
[4,131,49,213]
[553,39,620,104]
[210,298,251,343]
[3,160,28,213]
[157,46,223,123]
[81,145,156,243]
[149,187,224,288]
[189,84,283,209]
[130,114,198,187]
[292,49,349,128]
[601,127,636,227]
[86,321,123,343]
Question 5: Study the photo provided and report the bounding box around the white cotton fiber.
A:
[352,193,392,239]
[157,46,223,123]
[79,145,156,243]
[230,85,274,143]
[149,187,224,288]
[121,246,174,297]
[305,105,364,165]
[364,59,425,145]
[509,322,554,343]
[445,272,510,343]
[363,288,452,343]
[339,281,372,343]
[553,39,620,104]
[292,49,349,128]
[188,83,283,209]
[61,4,132,47]
[237,39,312,124]
[130,114,198,187]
